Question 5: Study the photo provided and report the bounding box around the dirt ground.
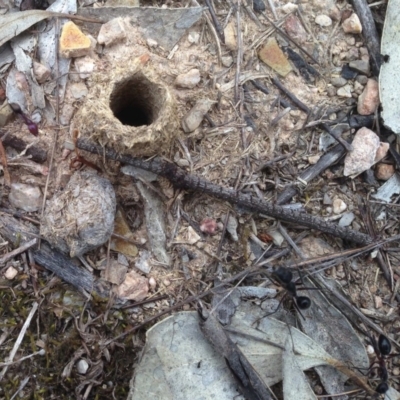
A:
[1,0,399,399]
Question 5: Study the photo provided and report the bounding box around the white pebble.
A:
[338,212,355,227]
[315,15,332,27]
[4,266,18,280]
[76,359,89,374]
[333,198,347,214]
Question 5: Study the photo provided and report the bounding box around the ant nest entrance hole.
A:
[109,72,165,127]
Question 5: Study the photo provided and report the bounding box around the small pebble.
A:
[331,77,347,87]
[333,198,347,214]
[326,86,337,97]
[76,359,89,375]
[341,64,358,79]
[281,2,298,13]
[146,38,158,47]
[337,84,353,98]
[349,60,370,75]
[187,32,200,44]
[175,69,201,89]
[315,15,332,27]
[357,79,379,115]
[149,277,156,289]
[323,193,332,205]
[338,212,355,227]
[200,218,218,235]
[356,75,368,85]
[375,163,395,181]
[374,295,383,309]
[9,183,43,212]
[342,13,362,34]
[163,279,171,287]
[308,155,320,164]
[5,266,18,280]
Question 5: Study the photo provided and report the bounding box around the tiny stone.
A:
[252,0,265,12]
[284,15,307,45]
[331,77,347,87]
[4,266,18,280]
[69,82,88,100]
[146,38,158,47]
[149,277,156,289]
[59,21,91,58]
[326,86,337,97]
[163,279,171,287]
[74,56,95,79]
[392,367,400,376]
[76,359,89,375]
[344,127,380,176]
[357,79,379,115]
[366,344,375,355]
[281,2,298,13]
[374,295,383,309]
[341,64,358,79]
[221,56,233,67]
[187,32,200,44]
[308,155,320,164]
[224,21,237,51]
[333,198,347,214]
[329,6,341,21]
[375,163,395,181]
[9,183,42,212]
[174,69,201,89]
[315,15,332,27]
[33,61,51,83]
[337,84,353,98]
[375,142,389,163]
[356,75,368,85]
[338,212,355,227]
[0,102,14,128]
[349,60,370,75]
[342,13,362,34]
[97,18,126,47]
[323,193,332,205]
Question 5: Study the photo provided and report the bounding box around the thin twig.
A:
[39,18,61,247]
[77,138,373,246]
[0,302,39,381]
[0,138,11,187]
[0,238,37,265]
[204,0,225,43]
[271,76,310,113]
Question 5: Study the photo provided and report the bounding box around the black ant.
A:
[369,334,392,394]
[263,267,311,319]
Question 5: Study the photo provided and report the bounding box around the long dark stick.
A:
[77,138,373,246]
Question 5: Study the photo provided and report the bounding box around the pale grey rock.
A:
[9,183,42,212]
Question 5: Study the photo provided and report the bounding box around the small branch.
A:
[0,238,37,265]
[350,0,381,76]
[77,138,373,246]
[271,76,310,113]
[0,138,11,187]
[204,0,225,43]
[0,302,38,381]
[321,123,353,152]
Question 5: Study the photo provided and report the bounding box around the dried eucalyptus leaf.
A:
[136,181,170,266]
[0,10,54,48]
[128,312,245,400]
[380,0,400,134]
[282,336,317,400]
[299,276,369,398]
